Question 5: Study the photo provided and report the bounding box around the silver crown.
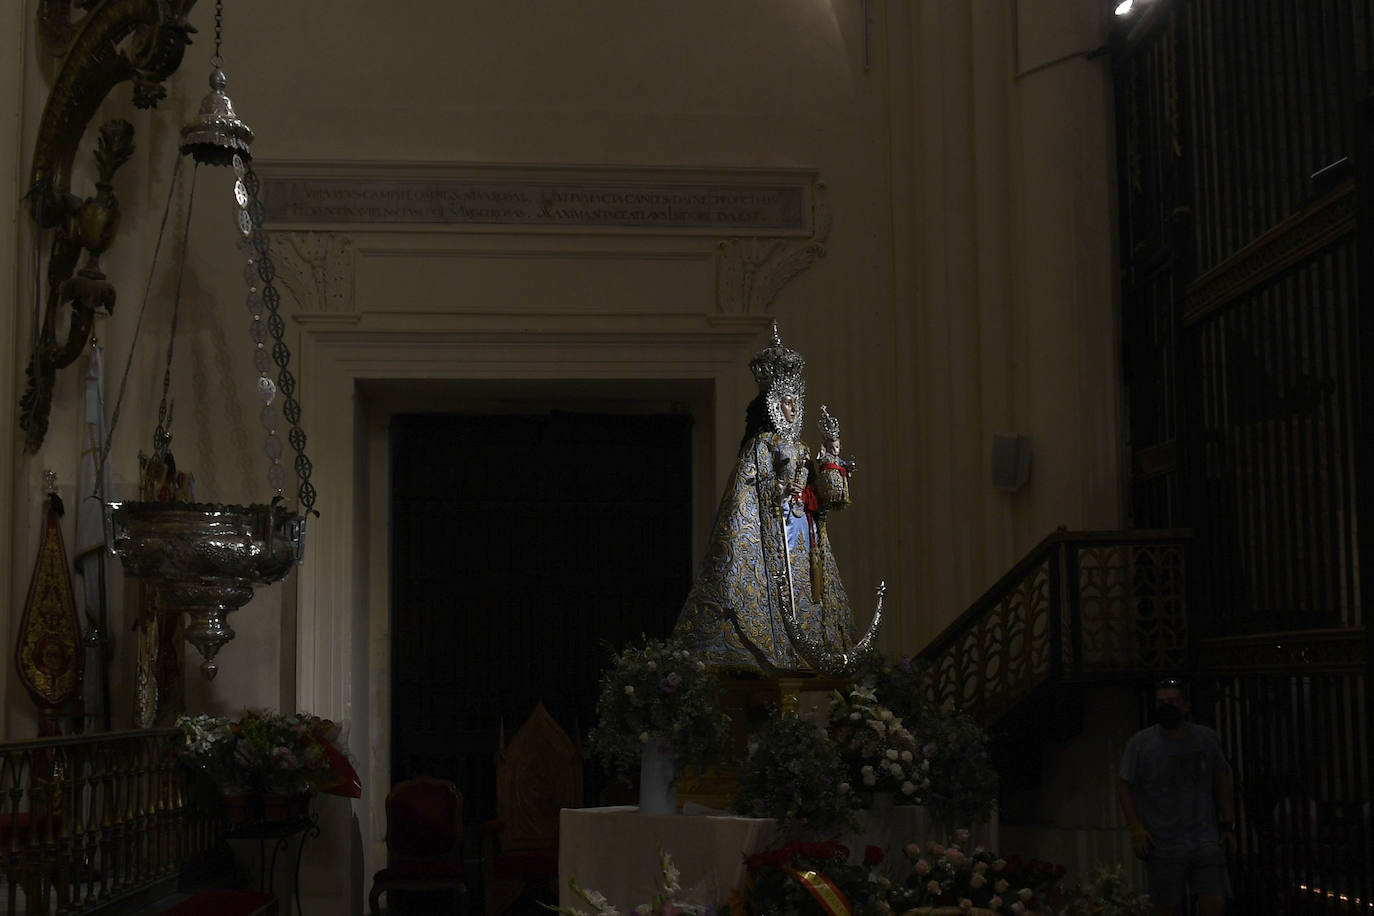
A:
[817,404,840,440]
[749,321,805,397]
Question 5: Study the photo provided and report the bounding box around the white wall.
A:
[2,1,1123,910]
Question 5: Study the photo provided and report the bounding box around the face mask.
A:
[1156,703,1183,728]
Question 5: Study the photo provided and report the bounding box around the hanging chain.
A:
[211,0,223,68]
[232,154,317,516]
[151,163,198,461]
[97,155,185,493]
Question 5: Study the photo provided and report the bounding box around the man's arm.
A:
[1117,777,1141,826]
[1214,765,1236,824]
[1118,777,1152,859]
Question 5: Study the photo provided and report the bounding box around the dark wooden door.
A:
[388,411,693,822]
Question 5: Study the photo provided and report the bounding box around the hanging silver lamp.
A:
[179,0,253,166]
[107,0,314,680]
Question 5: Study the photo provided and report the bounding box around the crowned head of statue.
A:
[749,321,806,440]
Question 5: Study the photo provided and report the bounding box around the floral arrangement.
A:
[176,709,360,797]
[866,654,998,830]
[887,834,1062,914]
[919,710,998,830]
[867,655,937,725]
[732,839,885,916]
[1053,864,1151,916]
[554,848,717,916]
[733,712,860,839]
[827,687,931,807]
[586,635,733,784]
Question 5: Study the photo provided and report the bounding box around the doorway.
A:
[388,410,694,822]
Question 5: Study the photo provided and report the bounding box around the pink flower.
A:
[970,873,987,888]
[995,879,1009,894]
[904,843,921,859]
[955,828,971,843]
[960,901,973,912]
[914,858,931,875]
[927,880,942,895]
[927,842,945,856]
[945,849,967,867]
[988,896,1004,911]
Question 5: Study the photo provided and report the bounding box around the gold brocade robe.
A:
[673,430,853,673]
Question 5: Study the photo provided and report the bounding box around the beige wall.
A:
[2,0,1122,909]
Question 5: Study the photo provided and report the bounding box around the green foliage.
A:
[734,711,860,839]
[737,839,885,916]
[868,653,999,829]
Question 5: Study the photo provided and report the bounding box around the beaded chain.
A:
[232,153,317,516]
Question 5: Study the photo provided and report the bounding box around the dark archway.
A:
[388,410,693,822]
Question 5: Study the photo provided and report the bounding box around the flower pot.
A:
[638,738,676,815]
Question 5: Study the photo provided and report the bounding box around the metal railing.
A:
[917,529,1192,724]
[0,728,218,914]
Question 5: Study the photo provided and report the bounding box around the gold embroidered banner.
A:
[16,496,84,712]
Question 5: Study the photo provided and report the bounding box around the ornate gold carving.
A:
[20,0,197,452]
[269,232,357,314]
[715,180,831,314]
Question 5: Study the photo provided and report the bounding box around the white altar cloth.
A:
[559,806,777,910]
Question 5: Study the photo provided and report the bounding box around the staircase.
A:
[915,528,1192,733]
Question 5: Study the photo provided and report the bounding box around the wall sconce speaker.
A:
[991,432,1032,493]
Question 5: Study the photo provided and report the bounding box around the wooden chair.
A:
[369,777,469,915]
[478,702,583,916]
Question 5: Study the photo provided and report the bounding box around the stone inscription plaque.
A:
[259,177,810,234]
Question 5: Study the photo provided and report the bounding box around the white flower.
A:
[861,765,874,776]
[888,763,905,779]
[886,748,899,761]
[624,685,635,695]
[901,780,916,795]
[850,712,862,720]
[639,732,649,743]
[646,661,657,671]
[838,782,851,794]
[880,708,894,722]
[900,750,913,762]
[863,772,877,786]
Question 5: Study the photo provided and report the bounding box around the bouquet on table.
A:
[586,635,733,784]
[176,709,361,798]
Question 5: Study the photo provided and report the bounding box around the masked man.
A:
[1117,678,1237,916]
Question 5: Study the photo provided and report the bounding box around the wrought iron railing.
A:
[0,728,219,914]
[917,529,1192,724]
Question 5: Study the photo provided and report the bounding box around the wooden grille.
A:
[1116,2,1373,911]
[389,412,693,821]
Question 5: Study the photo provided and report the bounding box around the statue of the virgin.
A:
[673,324,883,675]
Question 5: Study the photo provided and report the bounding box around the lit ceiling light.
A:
[1115,0,1135,15]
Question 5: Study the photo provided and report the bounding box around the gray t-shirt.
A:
[1119,723,1230,857]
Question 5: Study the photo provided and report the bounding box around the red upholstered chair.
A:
[478,702,583,916]
[369,777,469,915]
